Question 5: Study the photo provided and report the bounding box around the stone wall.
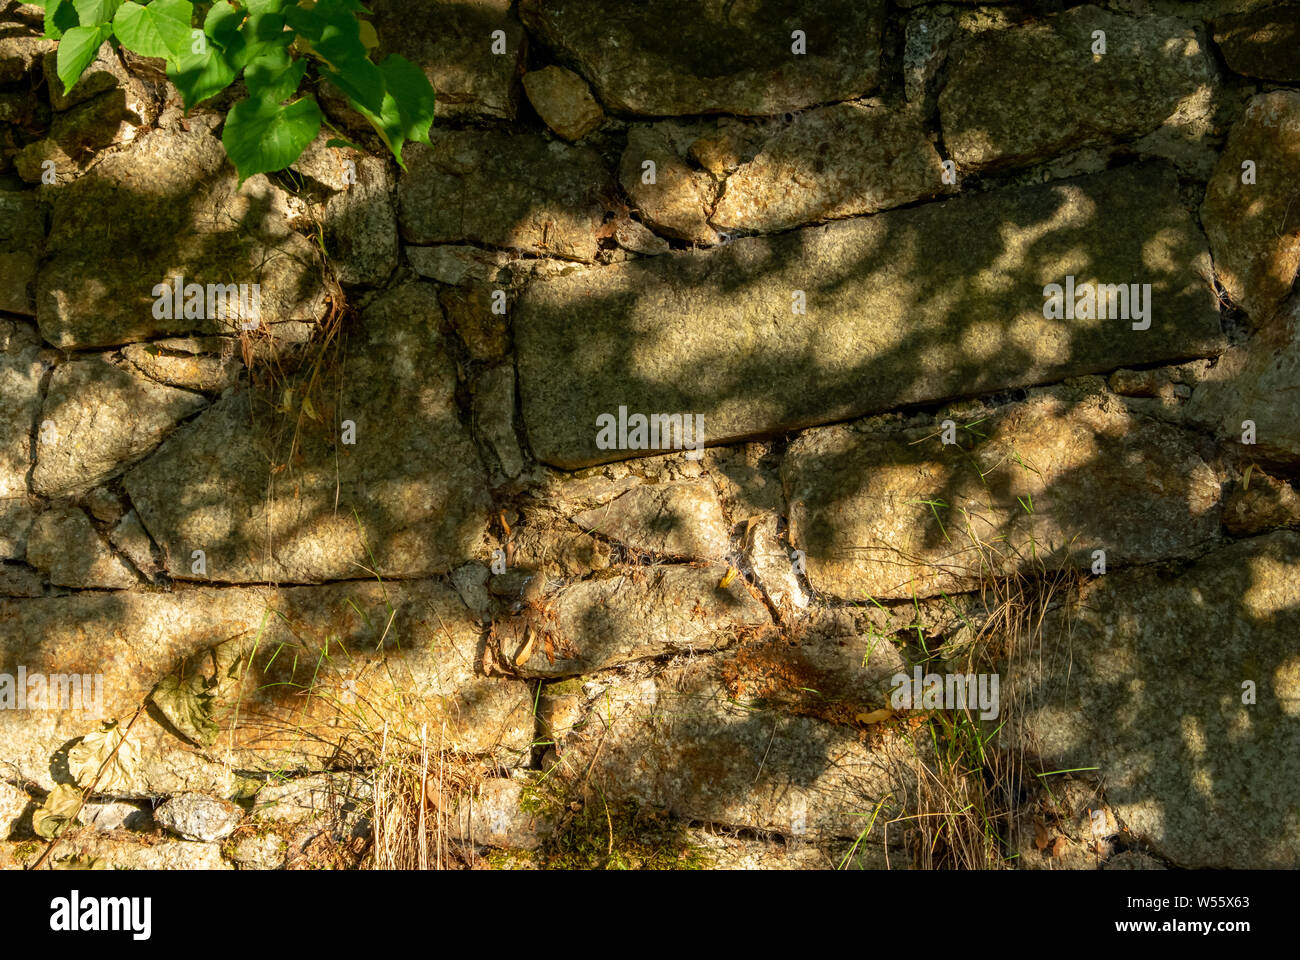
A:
[1,0,1298,870]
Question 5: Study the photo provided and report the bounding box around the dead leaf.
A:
[514,626,537,667]
[1033,821,1050,851]
[719,566,739,589]
[1049,835,1069,859]
[855,708,895,725]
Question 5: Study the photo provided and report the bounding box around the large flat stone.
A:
[33,357,207,497]
[1212,3,1300,81]
[515,163,1223,468]
[507,564,770,678]
[1005,532,1300,868]
[124,284,491,584]
[371,0,526,121]
[0,580,533,797]
[0,346,44,499]
[940,6,1218,171]
[549,653,922,839]
[1201,91,1300,326]
[397,130,614,262]
[785,386,1223,600]
[36,123,327,348]
[519,0,886,117]
[711,102,947,234]
[570,481,732,561]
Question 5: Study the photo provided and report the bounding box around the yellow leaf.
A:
[358,19,379,51]
[855,708,895,725]
[719,566,738,589]
[301,394,320,422]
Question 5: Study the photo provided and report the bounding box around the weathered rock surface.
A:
[516,163,1222,468]
[1223,470,1300,536]
[371,0,526,121]
[33,357,207,497]
[122,340,242,395]
[125,285,490,583]
[1212,3,1300,81]
[2,835,230,870]
[1007,531,1300,868]
[474,363,524,478]
[523,66,603,142]
[155,793,242,842]
[549,653,921,839]
[36,123,327,348]
[1201,91,1300,326]
[712,103,946,234]
[0,346,43,499]
[0,782,28,837]
[0,498,34,560]
[507,564,769,678]
[42,41,133,111]
[570,482,731,560]
[621,125,719,245]
[452,778,556,850]
[0,190,42,316]
[1185,295,1300,468]
[519,0,887,117]
[398,130,613,262]
[940,6,1218,171]
[0,9,53,83]
[0,580,533,796]
[785,386,1222,600]
[25,505,137,589]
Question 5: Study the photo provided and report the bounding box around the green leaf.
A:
[203,0,244,48]
[354,89,406,165]
[112,0,194,60]
[222,95,322,184]
[43,0,80,39]
[150,671,219,745]
[232,10,291,71]
[379,54,436,149]
[55,23,111,95]
[72,0,122,26]
[243,48,305,104]
[167,42,237,108]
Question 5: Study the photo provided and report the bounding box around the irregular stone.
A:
[1007,531,1300,868]
[407,245,519,286]
[570,482,731,560]
[440,284,511,360]
[1201,90,1300,326]
[614,217,669,257]
[1186,295,1300,468]
[398,129,613,262]
[0,190,42,316]
[125,285,491,583]
[16,84,157,182]
[155,793,242,842]
[250,772,372,824]
[548,653,921,839]
[0,580,534,796]
[1212,3,1300,81]
[904,14,956,112]
[0,563,41,597]
[621,125,718,245]
[33,357,208,497]
[515,163,1223,468]
[940,6,1218,171]
[523,66,603,141]
[785,387,1222,600]
[450,563,493,620]
[712,102,946,234]
[25,505,137,589]
[42,835,230,870]
[81,486,124,525]
[504,522,611,581]
[474,363,524,478]
[122,341,242,394]
[0,497,34,559]
[37,122,327,348]
[0,781,28,837]
[745,514,808,613]
[370,0,525,121]
[519,0,887,117]
[0,251,35,315]
[0,13,53,83]
[452,778,556,850]
[80,800,153,832]
[42,41,134,110]
[506,564,769,678]
[109,510,160,581]
[1223,470,1300,536]
[230,833,288,869]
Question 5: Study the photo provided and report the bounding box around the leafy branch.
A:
[35,0,435,182]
